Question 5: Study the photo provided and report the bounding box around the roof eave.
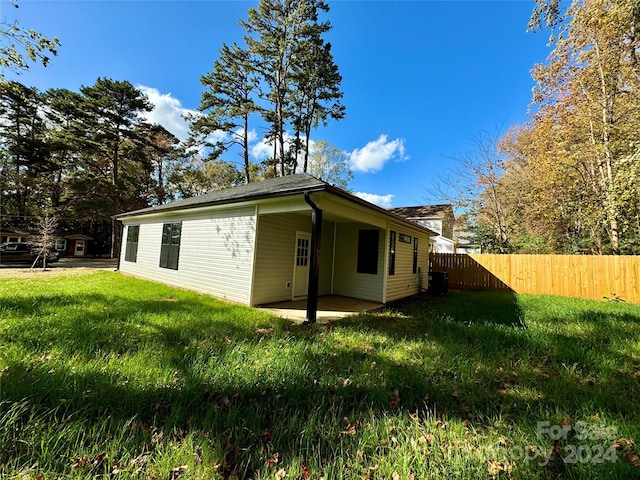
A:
[113,184,328,220]
[321,184,438,237]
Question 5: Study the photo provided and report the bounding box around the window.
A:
[296,237,309,266]
[159,222,181,270]
[55,239,67,252]
[124,225,140,262]
[357,229,379,274]
[388,231,396,275]
[413,237,419,274]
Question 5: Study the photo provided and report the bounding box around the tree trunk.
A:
[243,113,251,184]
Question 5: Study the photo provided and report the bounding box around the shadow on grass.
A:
[1,287,639,478]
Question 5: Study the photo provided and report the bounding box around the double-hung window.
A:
[159,222,181,270]
[124,225,139,262]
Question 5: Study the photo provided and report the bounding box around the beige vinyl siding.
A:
[119,207,256,304]
[385,222,430,302]
[252,213,335,305]
[332,222,385,302]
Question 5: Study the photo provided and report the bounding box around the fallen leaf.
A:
[612,438,635,451]
[341,424,357,436]
[623,451,640,468]
[363,465,378,480]
[266,452,280,467]
[92,452,106,469]
[296,464,311,480]
[72,456,89,469]
[487,459,512,478]
[168,465,188,480]
[275,468,287,480]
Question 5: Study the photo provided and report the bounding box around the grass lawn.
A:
[1,271,639,479]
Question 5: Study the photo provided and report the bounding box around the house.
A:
[0,228,93,257]
[55,234,94,257]
[0,229,30,244]
[115,174,437,323]
[387,204,456,253]
[454,229,481,254]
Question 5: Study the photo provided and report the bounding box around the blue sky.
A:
[2,0,550,208]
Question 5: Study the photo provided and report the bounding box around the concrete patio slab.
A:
[259,295,385,324]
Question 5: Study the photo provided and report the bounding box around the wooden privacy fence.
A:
[430,253,640,303]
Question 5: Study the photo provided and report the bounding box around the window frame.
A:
[159,222,181,270]
[124,225,140,262]
[54,239,67,252]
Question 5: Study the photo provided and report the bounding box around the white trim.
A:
[382,222,389,304]
[248,204,260,305]
[292,231,311,300]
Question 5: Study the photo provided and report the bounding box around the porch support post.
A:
[304,192,322,325]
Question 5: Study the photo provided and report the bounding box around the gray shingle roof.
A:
[115,173,438,236]
[116,173,326,218]
[388,204,454,219]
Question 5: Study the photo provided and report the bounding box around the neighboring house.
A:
[454,229,481,254]
[115,174,437,321]
[387,204,456,253]
[0,229,93,257]
[0,229,30,244]
[56,234,94,257]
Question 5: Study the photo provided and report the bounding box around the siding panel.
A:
[119,207,256,304]
[333,223,385,302]
[252,213,335,305]
[385,222,430,302]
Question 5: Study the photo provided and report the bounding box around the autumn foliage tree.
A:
[457,0,640,254]
[523,0,640,253]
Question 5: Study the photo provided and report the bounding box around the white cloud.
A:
[247,129,259,143]
[353,192,395,208]
[250,136,275,159]
[137,85,197,142]
[349,134,407,173]
[249,131,295,160]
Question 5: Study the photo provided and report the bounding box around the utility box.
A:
[429,271,448,294]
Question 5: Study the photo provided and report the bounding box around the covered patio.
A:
[259,295,385,324]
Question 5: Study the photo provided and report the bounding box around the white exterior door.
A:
[293,232,311,298]
[74,240,85,256]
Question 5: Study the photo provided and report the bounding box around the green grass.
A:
[1,272,639,479]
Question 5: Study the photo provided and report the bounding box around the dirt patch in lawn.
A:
[0,258,118,279]
[0,266,115,279]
